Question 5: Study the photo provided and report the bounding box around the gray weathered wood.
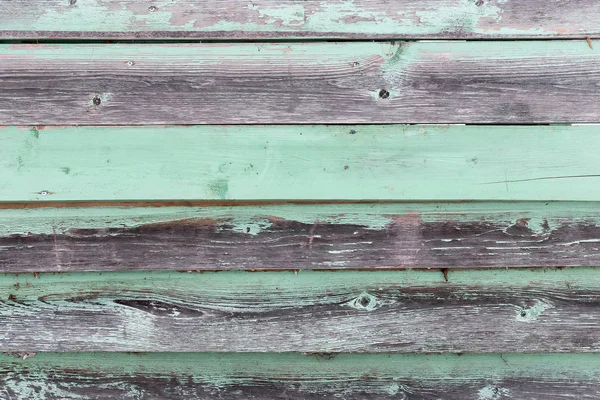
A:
[3,0,600,40]
[2,202,600,272]
[2,352,600,399]
[2,41,600,124]
[1,268,599,352]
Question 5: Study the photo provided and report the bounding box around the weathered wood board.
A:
[3,125,600,202]
[2,352,600,399]
[3,202,600,272]
[1,42,599,125]
[1,268,599,352]
[3,0,600,40]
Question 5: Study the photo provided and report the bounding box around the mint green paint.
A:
[2,268,600,303]
[1,201,600,237]
[2,124,600,201]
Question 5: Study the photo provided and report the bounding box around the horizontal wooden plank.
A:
[1,42,599,124]
[2,0,600,40]
[3,125,600,202]
[2,353,600,400]
[1,268,599,352]
[3,202,600,271]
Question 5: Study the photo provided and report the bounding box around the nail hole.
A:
[92,96,101,106]
[520,311,527,317]
[40,191,48,196]
[348,129,357,135]
[148,5,158,11]
[126,61,135,67]
[69,0,77,5]
[476,0,484,5]
[360,296,370,307]
[246,227,251,233]
[379,89,390,99]
[344,165,349,170]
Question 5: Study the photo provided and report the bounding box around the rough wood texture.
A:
[2,202,600,272]
[1,268,599,352]
[4,125,600,202]
[2,0,600,39]
[2,352,600,399]
[1,42,599,124]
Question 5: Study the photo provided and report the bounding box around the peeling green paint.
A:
[3,0,599,39]
[515,300,554,323]
[1,201,600,237]
[2,268,600,302]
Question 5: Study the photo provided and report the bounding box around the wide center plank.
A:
[2,125,600,201]
[1,41,599,124]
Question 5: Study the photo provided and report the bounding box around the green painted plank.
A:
[2,125,600,201]
[3,202,600,271]
[2,0,600,39]
[2,42,600,124]
[1,268,600,352]
[1,352,600,399]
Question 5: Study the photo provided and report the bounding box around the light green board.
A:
[2,125,600,201]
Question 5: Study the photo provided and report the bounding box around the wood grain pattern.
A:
[2,352,600,399]
[2,0,600,40]
[1,42,599,124]
[2,202,600,272]
[4,125,600,202]
[1,268,599,352]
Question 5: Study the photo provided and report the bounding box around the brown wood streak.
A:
[2,42,600,124]
[1,276,600,352]
[2,213,600,271]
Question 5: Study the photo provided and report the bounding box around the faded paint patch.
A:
[478,385,511,400]
[206,179,229,200]
[516,299,554,323]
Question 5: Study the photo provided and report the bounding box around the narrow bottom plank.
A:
[2,268,599,353]
[1,352,599,399]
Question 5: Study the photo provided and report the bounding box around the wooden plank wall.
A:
[1,1,600,399]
